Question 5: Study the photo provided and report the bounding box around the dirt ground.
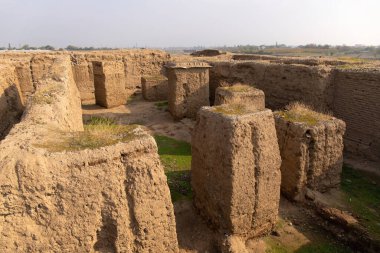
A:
[82,92,357,253]
[82,92,194,143]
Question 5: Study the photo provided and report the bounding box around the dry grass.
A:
[36,117,139,152]
[213,103,255,115]
[278,102,331,126]
[32,83,63,104]
[222,84,253,92]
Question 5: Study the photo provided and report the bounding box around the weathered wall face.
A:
[214,85,265,110]
[332,69,380,161]
[275,115,346,201]
[191,106,281,238]
[141,75,168,101]
[0,62,24,139]
[71,50,170,103]
[167,66,210,119]
[209,61,334,111]
[93,60,128,108]
[122,50,170,89]
[209,60,380,163]
[0,55,179,252]
[71,54,94,102]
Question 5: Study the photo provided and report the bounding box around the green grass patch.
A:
[85,116,116,126]
[295,242,352,253]
[154,101,169,111]
[154,135,192,202]
[341,165,380,240]
[265,237,288,253]
[265,237,352,253]
[36,117,138,152]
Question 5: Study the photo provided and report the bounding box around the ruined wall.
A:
[332,69,380,161]
[192,106,281,238]
[93,60,128,108]
[209,61,334,110]
[214,85,265,110]
[209,60,380,163]
[167,64,211,119]
[275,114,346,201]
[0,62,24,139]
[71,50,170,103]
[0,55,179,252]
[71,54,94,102]
[141,75,168,101]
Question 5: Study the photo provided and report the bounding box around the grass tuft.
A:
[277,102,331,126]
[36,117,139,152]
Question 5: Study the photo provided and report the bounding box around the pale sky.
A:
[0,0,379,48]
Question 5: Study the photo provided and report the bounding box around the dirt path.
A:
[82,93,194,142]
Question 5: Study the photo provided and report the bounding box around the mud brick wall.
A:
[141,75,168,101]
[0,63,24,139]
[167,66,210,119]
[214,85,265,110]
[209,62,334,111]
[0,55,179,253]
[332,70,380,161]
[209,61,380,163]
[71,54,94,102]
[191,107,281,238]
[275,115,346,201]
[71,50,170,103]
[93,60,128,108]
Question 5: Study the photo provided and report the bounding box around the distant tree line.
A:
[213,44,380,58]
[0,44,116,51]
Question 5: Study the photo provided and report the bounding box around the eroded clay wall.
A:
[209,61,334,111]
[209,60,380,163]
[0,62,24,139]
[71,50,170,103]
[332,69,380,161]
[0,54,179,252]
